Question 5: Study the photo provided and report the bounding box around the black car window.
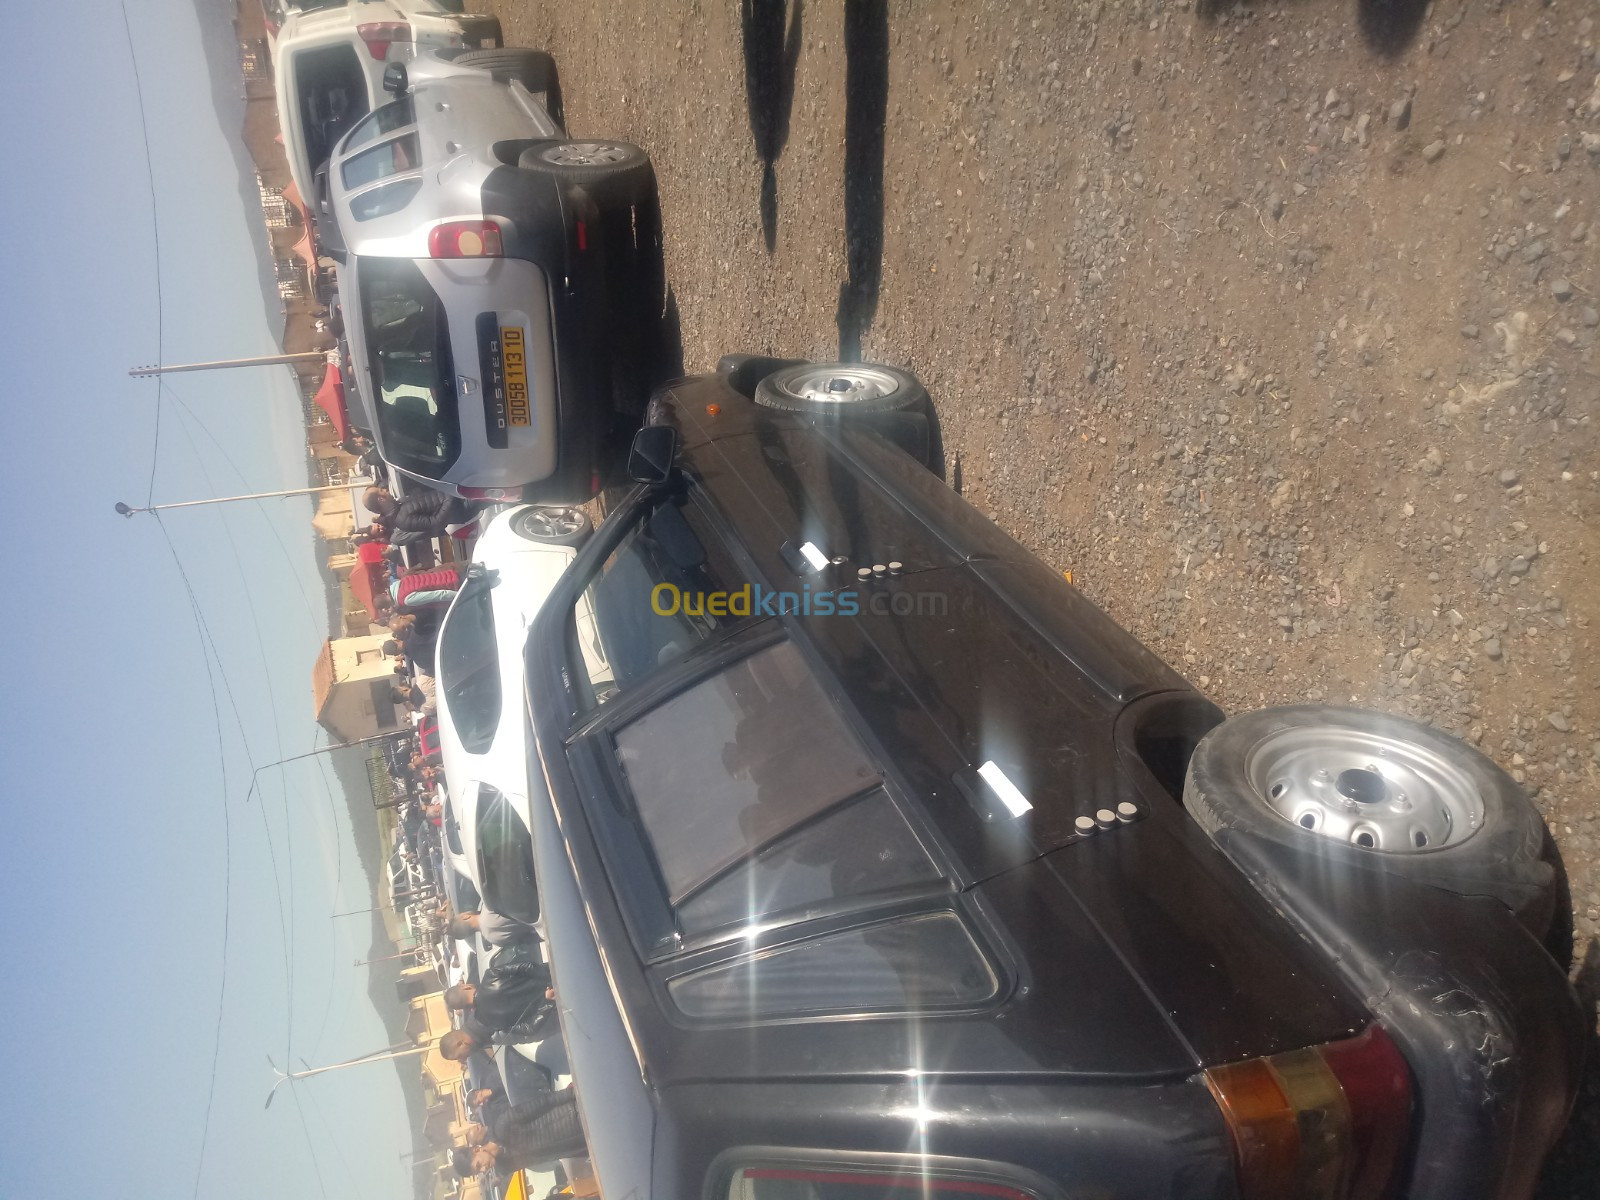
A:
[350,178,422,222]
[668,912,997,1019]
[343,97,415,152]
[613,640,880,904]
[293,44,370,176]
[476,786,540,924]
[676,788,942,937]
[357,257,461,478]
[438,581,500,754]
[723,1163,1038,1200]
[342,132,421,189]
[568,500,747,710]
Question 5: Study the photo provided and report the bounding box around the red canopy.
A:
[357,540,387,565]
[314,361,349,441]
[347,558,384,620]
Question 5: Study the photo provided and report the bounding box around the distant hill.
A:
[189,0,285,337]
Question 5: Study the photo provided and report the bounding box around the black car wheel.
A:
[753,362,929,416]
[1184,704,1562,941]
[510,505,592,547]
[457,47,563,125]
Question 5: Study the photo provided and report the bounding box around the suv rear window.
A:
[614,640,880,904]
[293,44,370,176]
[357,257,461,478]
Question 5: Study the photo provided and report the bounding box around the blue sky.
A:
[0,2,413,1195]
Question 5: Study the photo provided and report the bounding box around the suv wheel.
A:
[754,362,929,417]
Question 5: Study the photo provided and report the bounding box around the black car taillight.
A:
[1203,1024,1412,1200]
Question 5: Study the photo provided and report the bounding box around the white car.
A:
[272,0,502,204]
[433,503,591,921]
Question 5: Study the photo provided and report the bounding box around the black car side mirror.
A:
[628,425,679,484]
[383,62,409,95]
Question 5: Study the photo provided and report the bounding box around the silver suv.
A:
[330,49,660,504]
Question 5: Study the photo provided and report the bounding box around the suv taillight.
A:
[1204,1025,1411,1200]
[429,220,504,258]
[357,21,411,60]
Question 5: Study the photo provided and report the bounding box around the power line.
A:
[167,393,354,1061]
[150,514,233,1200]
[170,397,301,1064]
[118,0,166,508]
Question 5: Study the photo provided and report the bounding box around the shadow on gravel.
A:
[1356,0,1429,57]
[1195,0,1428,58]
[835,0,888,362]
[1534,936,1600,1198]
[740,0,804,253]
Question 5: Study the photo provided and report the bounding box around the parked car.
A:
[329,47,661,506]
[434,502,593,925]
[272,1,502,204]
[516,358,1583,1200]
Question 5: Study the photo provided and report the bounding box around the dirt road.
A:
[494,0,1599,1185]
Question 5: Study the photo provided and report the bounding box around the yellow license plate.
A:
[501,327,531,426]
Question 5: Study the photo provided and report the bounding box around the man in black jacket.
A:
[363,485,480,538]
[443,944,558,1045]
[454,1090,588,1176]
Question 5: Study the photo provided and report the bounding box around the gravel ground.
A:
[496,0,1599,1187]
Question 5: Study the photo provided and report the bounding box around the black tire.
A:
[1184,705,1558,940]
[517,141,653,207]
[753,362,929,416]
[456,48,563,125]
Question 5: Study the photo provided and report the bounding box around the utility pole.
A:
[129,351,329,376]
[114,480,365,518]
[265,1043,431,1108]
[354,948,428,968]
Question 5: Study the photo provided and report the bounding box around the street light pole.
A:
[265,1042,431,1108]
[114,481,362,517]
[129,351,329,376]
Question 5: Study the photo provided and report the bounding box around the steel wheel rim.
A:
[543,142,631,167]
[1243,724,1484,852]
[521,507,584,538]
[782,364,902,406]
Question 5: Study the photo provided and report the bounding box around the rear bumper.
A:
[480,164,633,504]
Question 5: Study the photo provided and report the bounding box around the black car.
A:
[519,358,1583,1200]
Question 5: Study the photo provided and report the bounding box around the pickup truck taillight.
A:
[429,220,504,258]
[356,21,410,60]
[1204,1024,1412,1200]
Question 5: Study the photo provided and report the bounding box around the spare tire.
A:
[1183,705,1559,941]
[753,362,928,417]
